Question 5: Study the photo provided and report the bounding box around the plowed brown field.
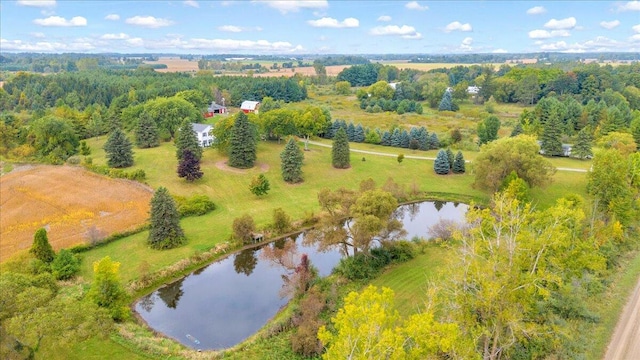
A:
[0,165,153,262]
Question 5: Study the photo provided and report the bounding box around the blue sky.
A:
[1,0,639,54]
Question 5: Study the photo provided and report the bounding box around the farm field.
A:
[0,165,153,262]
[143,57,199,73]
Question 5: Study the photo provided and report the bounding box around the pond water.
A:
[135,201,468,350]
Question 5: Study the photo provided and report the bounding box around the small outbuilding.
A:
[240,100,260,114]
[204,102,227,118]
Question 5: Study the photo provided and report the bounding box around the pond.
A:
[135,201,468,350]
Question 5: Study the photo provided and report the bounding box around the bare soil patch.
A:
[144,57,199,73]
[0,165,153,262]
[215,161,270,173]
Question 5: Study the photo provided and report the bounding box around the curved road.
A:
[604,278,640,360]
[306,140,588,173]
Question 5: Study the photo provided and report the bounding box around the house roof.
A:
[192,123,212,133]
[240,100,260,111]
[208,102,226,111]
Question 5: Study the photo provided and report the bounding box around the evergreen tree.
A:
[177,149,203,182]
[453,151,466,174]
[354,124,365,143]
[631,116,640,151]
[229,112,257,169]
[332,127,351,169]
[390,128,402,147]
[573,128,593,159]
[400,130,411,149]
[438,90,453,111]
[346,122,356,142]
[510,122,524,137]
[51,248,81,280]
[477,115,501,145]
[249,174,270,196]
[103,127,134,168]
[540,112,563,156]
[175,118,202,161]
[135,112,159,148]
[79,141,91,155]
[446,148,455,171]
[428,133,440,150]
[418,127,429,150]
[434,149,450,175]
[148,187,185,250]
[281,137,304,183]
[30,228,55,263]
[381,131,392,146]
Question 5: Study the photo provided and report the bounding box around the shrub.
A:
[51,249,81,280]
[30,228,55,263]
[233,214,256,243]
[291,287,326,356]
[174,194,216,217]
[272,208,292,235]
[383,240,415,262]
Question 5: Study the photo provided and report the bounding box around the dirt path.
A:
[604,278,640,360]
[306,140,588,172]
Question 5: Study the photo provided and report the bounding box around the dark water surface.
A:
[135,201,468,349]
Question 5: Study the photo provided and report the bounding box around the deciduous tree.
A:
[87,256,128,321]
[477,115,501,145]
[177,149,203,182]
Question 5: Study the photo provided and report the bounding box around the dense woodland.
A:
[1,55,640,359]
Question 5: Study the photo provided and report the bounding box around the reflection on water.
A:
[135,201,468,350]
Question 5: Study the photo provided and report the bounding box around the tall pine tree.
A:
[177,149,203,182]
[135,112,159,148]
[540,112,563,156]
[175,118,202,161]
[281,137,304,183]
[438,90,453,111]
[434,149,450,175]
[446,148,455,171]
[453,151,466,174]
[229,112,257,169]
[30,228,55,263]
[148,187,185,250]
[573,128,593,159]
[332,127,351,169]
[104,127,134,168]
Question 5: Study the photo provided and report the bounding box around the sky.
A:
[1,0,640,55]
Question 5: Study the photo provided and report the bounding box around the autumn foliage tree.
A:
[177,149,203,182]
[87,256,129,321]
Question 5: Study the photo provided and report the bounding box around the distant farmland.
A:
[0,165,153,262]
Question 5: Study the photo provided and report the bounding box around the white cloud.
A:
[0,38,95,52]
[536,36,626,52]
[183,0,199,8]
[126,38,144,47]
[526,6,546,15]
[17,0,56,7]
[444,21,472,32]
[600,20,620,29]
[492,48,508,53]
[633,24,640,32]
[370,25,422,39]
[100,33,130,40]
[460,36,473,51]
[219,25,242,32]
[405,1,428,11]
[617,1,640,11]
[528,29,571,39]
[125,16,174,28]
[377,15,392,22]
[33,16,87,27]
[308,17,359,28]
[30,32,46,38]
[180,38,304,52]
[105,14,120,21]
[544,17,577,30]
[631,34,640,42]
[253,0,328,14]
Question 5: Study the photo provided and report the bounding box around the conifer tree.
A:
[434,149,450,175]
[453,151,466,174]
[135,112,159,148]
[381,131,392,146]
[418,127,429,150]
[540,112,563,156]
[177,149,203,181]
[249,174,270,196]
[332,127,351,169]
[510,122,524,137]
[446,148,455,171]
[30,228,55,263]
[229,112,257,168]
[148,187,185,250]
[400,130,410,149]
[428,133,440,150]
[281,137,304,183]
[354,124,365,143]
[346,122,356,141]
[630,116,640,151]
[573,128,593,159]
[438,90,453,111]
[390,128,402,148]
[104,127,134,168]
[175,118,202,161]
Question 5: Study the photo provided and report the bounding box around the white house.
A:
[192,123,215,147]
[467,86,481,94]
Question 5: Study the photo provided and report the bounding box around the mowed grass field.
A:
[0,165,153,262]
